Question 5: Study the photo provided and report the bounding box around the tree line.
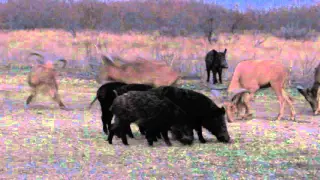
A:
[0,0,319,40]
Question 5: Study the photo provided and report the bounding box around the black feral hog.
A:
[205,49,228,84]
[149,86,233,144]
[297,63,320,115]
[112,83,155,138]
[94,82,154,136]
[95,82,127,136]
[108,91,194,146]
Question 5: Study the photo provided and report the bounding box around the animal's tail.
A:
[113,90,119,97]
[88,96,97,109]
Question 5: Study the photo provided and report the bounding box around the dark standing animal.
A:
[149,86,233,144]
[297,63,320,115]
[205,49,228,84]
[26,52,68,109]
[93,82,154,136]
[226,59,296,122]
[108,91,194,146]
[94,82,127,136]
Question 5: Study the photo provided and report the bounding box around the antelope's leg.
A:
[282,89,296,120]
[273,88,286,121]
[242,93,253,119]
[270,81,289,121]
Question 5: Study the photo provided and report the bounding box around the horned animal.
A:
[205,49,228,84]
[25,52,68,109]
[226,59,296,122]
[297,62,320,115]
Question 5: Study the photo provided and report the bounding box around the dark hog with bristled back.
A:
[205,49,228,84]
[92,82,127,136]
[108,90,194,146]
[111,83,157,139]
[89,82,154,136]
[148,86,233,144]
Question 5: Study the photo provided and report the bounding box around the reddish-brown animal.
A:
[95,55,181,87]
[225,59,296,122]
[26,53,68,109]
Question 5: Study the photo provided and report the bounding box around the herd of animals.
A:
[21,48,320,146]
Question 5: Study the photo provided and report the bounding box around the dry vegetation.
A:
[0,29,319,85]
[0,1,319,178]
[0,29,319,179]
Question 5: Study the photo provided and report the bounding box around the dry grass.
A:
[1,29,320,179]
[0,29,319,85]
[0,75,319,179]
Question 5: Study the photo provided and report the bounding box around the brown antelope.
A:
[225,59,296,122]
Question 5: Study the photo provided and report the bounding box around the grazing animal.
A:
[297,63,320,115]
[205,49,228,84]
[227,59,296,122]
[149,86,233,144]
[94,82,154,136]
[108,91,194,146]
[224,90,252,122]
[94,55,180,87]
[111,83,155,138]
[25,52,68,109]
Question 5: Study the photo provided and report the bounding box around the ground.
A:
[0,73,320,179]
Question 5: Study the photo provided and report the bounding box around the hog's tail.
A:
[113,90,119,97]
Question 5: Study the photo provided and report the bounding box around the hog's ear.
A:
[102,55,115,66]
[219,106,226,114]
[296,86,307,97]
[224,48,227,54]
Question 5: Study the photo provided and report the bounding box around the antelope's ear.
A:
[102,55,115,66]
[224,48,227,54]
